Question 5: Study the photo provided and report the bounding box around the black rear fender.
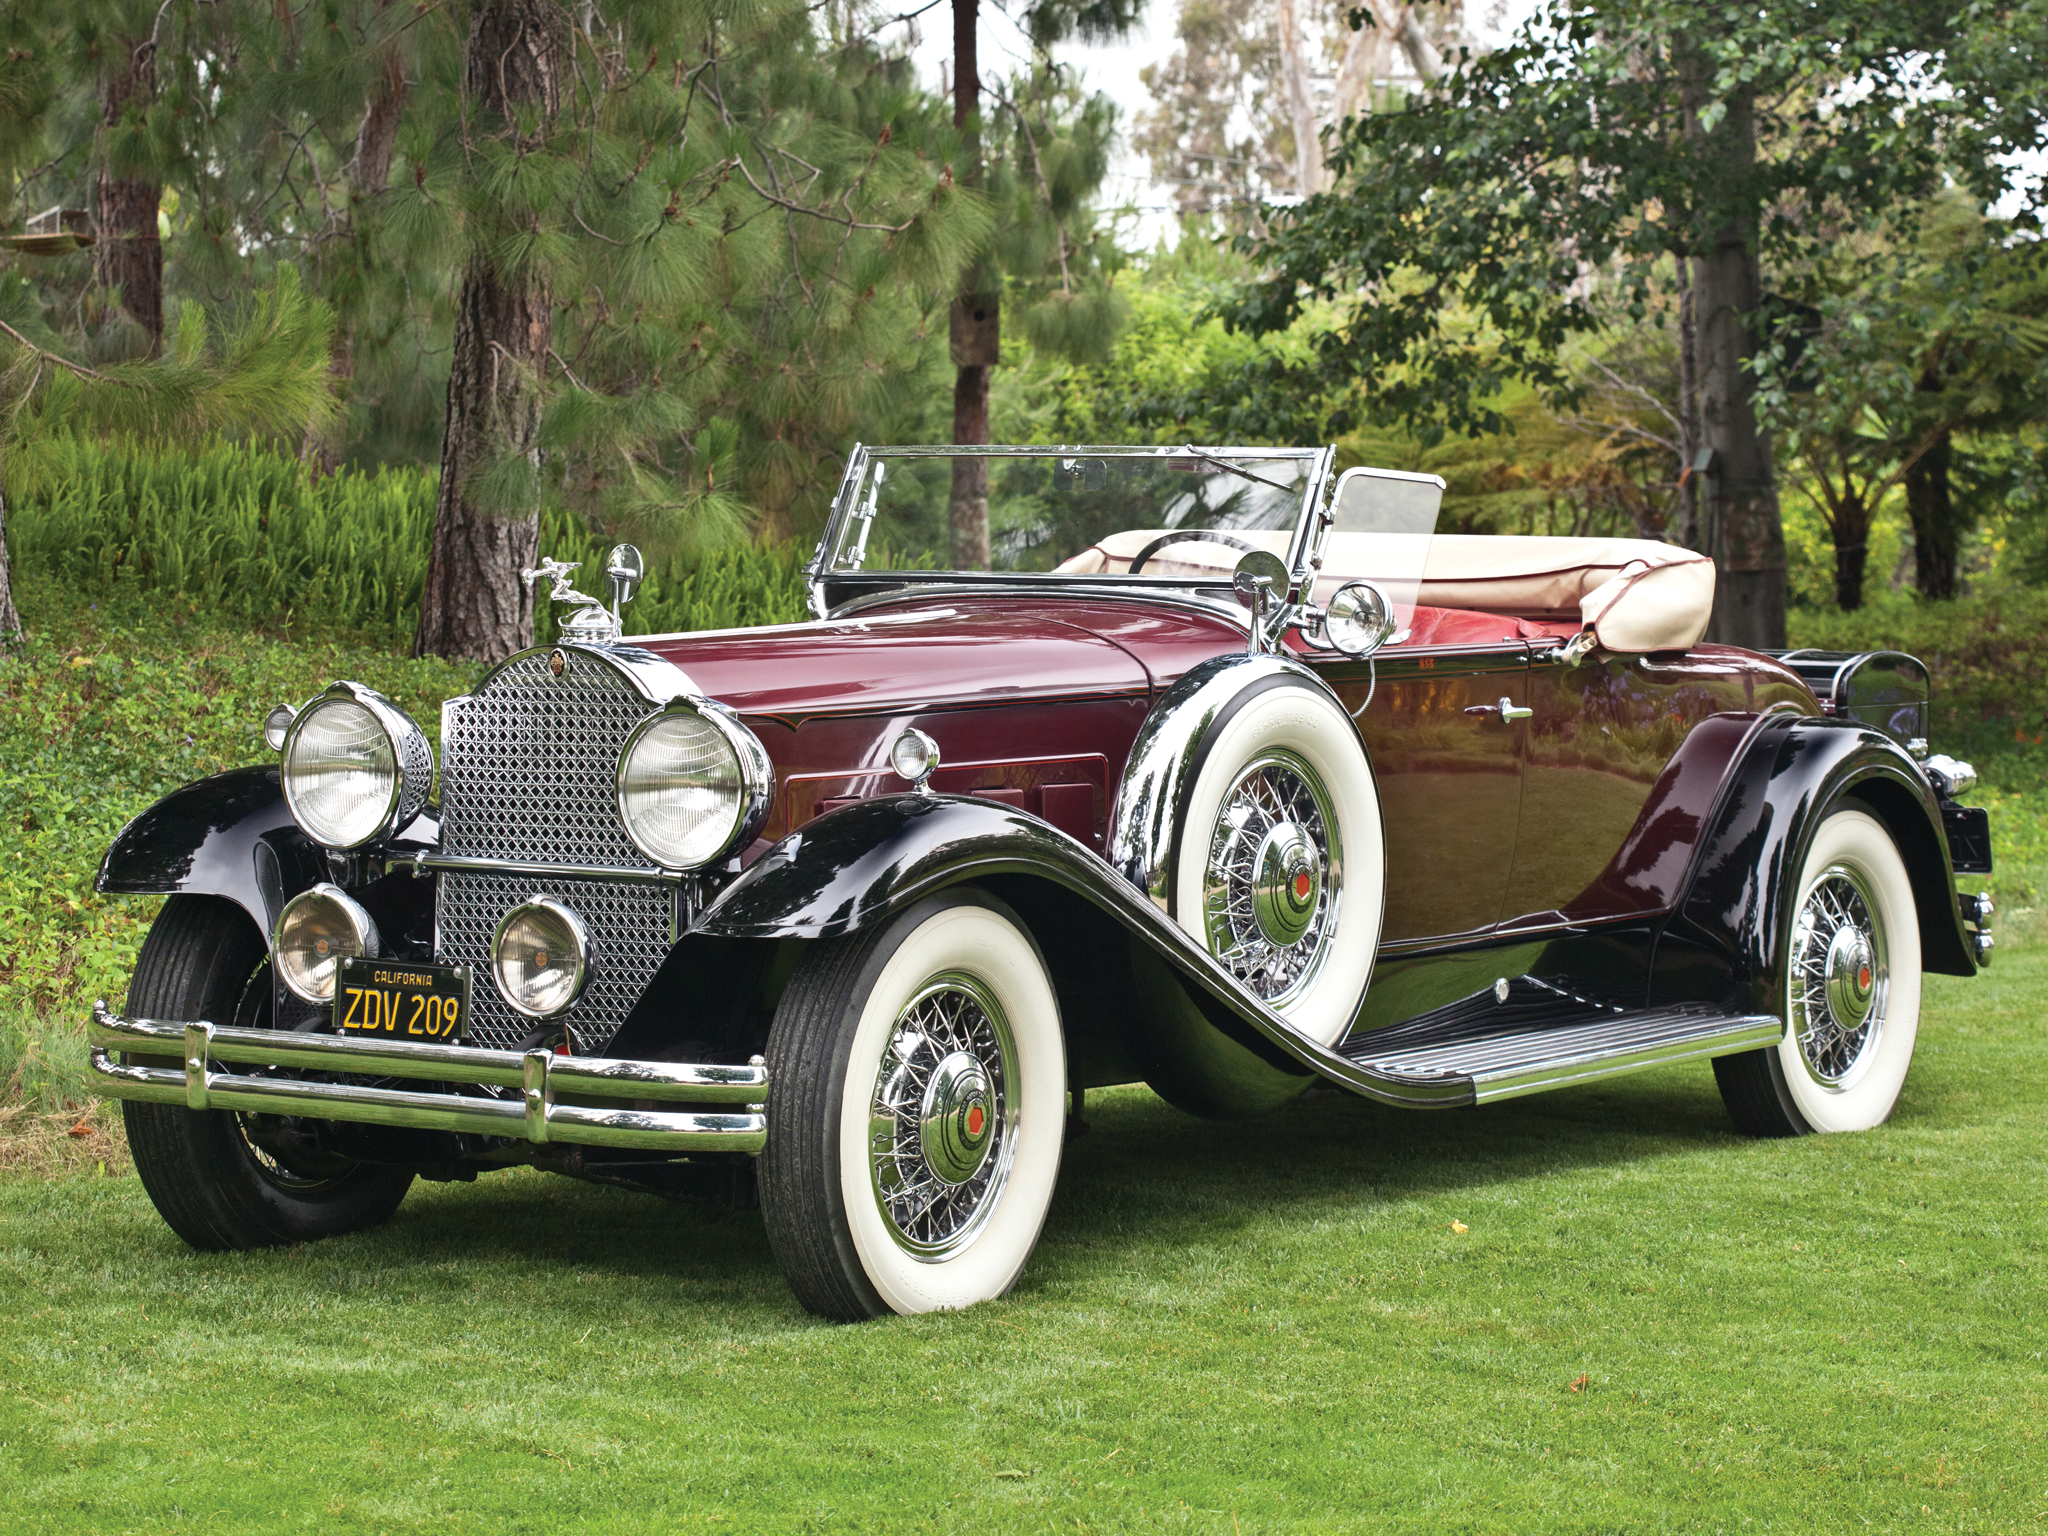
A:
[1657,717,1975,1017]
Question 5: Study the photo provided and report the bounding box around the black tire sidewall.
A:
[123,895,413,1250]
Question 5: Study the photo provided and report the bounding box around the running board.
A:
[1340,1002,1784,1104]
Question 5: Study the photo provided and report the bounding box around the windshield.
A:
[820,446,1323,578]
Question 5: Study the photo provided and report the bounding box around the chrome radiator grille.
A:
[435,650,669,1055]
[437,872,674,1054]
[439,649,654,869]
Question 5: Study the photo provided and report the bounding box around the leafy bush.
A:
[6,436,811,644]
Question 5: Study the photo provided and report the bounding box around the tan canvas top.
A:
[1055,530,1716,653]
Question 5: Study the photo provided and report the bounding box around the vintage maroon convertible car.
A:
[88,445,1993,1319]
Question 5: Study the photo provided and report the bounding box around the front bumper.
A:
[87,1001,768,1154]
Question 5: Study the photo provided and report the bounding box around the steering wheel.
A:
[1126,529,1262,575]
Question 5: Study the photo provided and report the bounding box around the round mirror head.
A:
[1230,549,1291,609]
[1325,580,1397,657]
[605,543,644,608]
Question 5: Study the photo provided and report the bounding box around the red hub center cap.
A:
[1293,872,1312,901]
[1858,965,1871,990]
[965,1103,985,1138]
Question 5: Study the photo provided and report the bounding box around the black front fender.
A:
[694,795,1470,1109]
[95,767,328,938]
[1658,716,1975,1014]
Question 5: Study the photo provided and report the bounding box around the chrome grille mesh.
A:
[435,650,669,1055]
[439,650,655,869]
[437,872,674,1054]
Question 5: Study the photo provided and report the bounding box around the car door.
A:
[1313,641,1530,943]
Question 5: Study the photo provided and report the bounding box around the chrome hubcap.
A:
[1203,750,1341,1004]
[1789,864,1888,1087]
[919,1050,995,1184]
[869,975,1017,1260]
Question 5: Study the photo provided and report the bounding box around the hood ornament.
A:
[522,545,643,645]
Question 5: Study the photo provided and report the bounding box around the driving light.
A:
[1324,581,1398,657]
[281,682,433,849]
[616,704,771,870]
[889,728,941,791]
[274,883,382,1003]
[492,895,591,1018]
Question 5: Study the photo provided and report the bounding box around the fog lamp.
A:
[491,895,592,1019]
[274,883,382,1003]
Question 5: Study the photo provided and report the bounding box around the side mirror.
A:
[606,544,644,615]
[1323,580,1398,657]
[1230,549,1290,609]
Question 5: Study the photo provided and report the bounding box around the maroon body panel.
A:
[640,593,1822,944]
[1500,648,1815,927]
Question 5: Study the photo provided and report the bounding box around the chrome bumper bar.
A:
[86,1001,768,1155]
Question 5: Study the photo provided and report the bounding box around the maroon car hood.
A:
[636,604,1159,720]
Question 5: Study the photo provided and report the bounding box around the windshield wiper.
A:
[1173,445,1301,496]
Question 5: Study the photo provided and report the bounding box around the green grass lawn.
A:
[5,954,2044,1533]
[6,576,2048,1530]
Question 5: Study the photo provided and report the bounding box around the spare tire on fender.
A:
[1110,655,1386,1115]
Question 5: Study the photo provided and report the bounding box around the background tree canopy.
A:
[0,0,2043,654]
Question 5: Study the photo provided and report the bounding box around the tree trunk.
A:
[0,476,21,646]
[413,0,565,662]
[1676,265,1701,549]
[1830,494,1871,611]
[1686,78,1787,648]
[305,46,410,474]
[95,38,163,357]
[948,0,994,569]
[1277,0,1323,194]
[1906,427,1963,600]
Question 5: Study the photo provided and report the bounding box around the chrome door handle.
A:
[1464,697,1533,724]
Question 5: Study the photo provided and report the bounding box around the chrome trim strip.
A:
[86,1002,769,1154]
[411,853,684,886]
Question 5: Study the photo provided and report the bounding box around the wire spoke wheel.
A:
[1787,863,1889,1088]
[1201,749,1342,1005]
[867,975,1018,1261]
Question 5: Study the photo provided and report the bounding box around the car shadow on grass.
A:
[262,1064,1754,1315]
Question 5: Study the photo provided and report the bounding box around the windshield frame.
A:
[806,443,1338,617]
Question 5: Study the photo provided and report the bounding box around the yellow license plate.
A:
[334,960,472,1043]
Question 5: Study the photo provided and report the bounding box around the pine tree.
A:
[0,268,340,644]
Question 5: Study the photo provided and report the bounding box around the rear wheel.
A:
[760,891,1066,1319]
[1714,803,1922,1137]
[122,895,414,1250]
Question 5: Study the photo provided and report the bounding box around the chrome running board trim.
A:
[86,1002,767,1154]
[1344,1004,1784,1105]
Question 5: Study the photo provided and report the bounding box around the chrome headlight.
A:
[281,682,434,850]
[274,883,381,1003]
[616,703,772,870]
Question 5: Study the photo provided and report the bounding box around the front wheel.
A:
[1714,802,1923,1136]
[760,890,1066,1320]
[122,895,415,1250]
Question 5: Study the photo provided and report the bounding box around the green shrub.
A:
[6,436,811,644]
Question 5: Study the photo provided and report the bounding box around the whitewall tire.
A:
[1715,802,1922,1136]
[1169,680,1384,1047]
[760,890,1066,1319]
